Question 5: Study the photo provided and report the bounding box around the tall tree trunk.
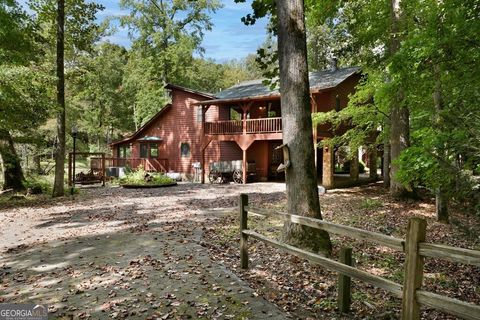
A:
[33,151,42,174]
[276,0,332,255]
[52,0,65,197]
[389,97,410,197]
[383,141,391,187]
[0,130,26,191]
[433,64,449,223]
[388,0,411,198]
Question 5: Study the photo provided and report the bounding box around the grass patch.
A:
[359,198,383,210]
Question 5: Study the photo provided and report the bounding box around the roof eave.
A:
[110,104,172,146]
[193,94,282,106]
[165,83,217,99]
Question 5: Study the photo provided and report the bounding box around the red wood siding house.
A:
[110,84,242,178]
[110,67,362,186]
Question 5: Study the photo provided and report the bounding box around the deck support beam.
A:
[322,145,334,189]
[242,148,247,184]
[200,139,213,184]
[311,94,318,172]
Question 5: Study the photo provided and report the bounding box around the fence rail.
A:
[238,194,480,320]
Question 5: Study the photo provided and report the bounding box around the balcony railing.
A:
[205,117,282,135]
[98,157,169,173]
[246,117,282,133]
[205,120,243,134]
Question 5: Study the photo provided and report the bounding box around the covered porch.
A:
[109,136,169,174]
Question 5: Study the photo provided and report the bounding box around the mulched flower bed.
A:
[121,182,178,188]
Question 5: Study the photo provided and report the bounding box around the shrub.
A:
[119,166,175,186]
[24,175,52,194]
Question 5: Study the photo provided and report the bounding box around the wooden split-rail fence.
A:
[238,194,480,320]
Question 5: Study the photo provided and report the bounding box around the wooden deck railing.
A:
[246,117,282,133]
[238,194,480,320]
[205,120,243,135]
[205,117,282,135]
[100,157,169,173]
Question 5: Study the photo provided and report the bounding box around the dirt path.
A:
[0,183,288,319]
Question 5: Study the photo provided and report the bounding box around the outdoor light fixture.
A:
[71,125,78,196]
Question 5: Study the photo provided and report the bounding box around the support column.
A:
[368,147,378,180]
[242,148,247,184]
[350,148,359,182]
[242,104,247,135]
[201,148,205,184]
[68,152,72,186]
[312,95,318,172]
[201,105,206,184]
[322,145,334,189]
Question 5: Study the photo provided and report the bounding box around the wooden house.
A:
[110,67,362,187]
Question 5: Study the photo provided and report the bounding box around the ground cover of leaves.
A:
[0,183,288,319]
[202,182,480,319]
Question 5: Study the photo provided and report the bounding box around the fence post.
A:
[101,153,106,187]
[240,193,249,269]
[338,247,353,313]
[68,153,72,186]
[401,217,427,320]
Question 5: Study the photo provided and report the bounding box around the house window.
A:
[335,95,341,112]
[197,106,203,123]
[117,145,131,158]
[149,143,158,158]
[140,143,158,158]
[180,143,190,157]
[140,144,148,158]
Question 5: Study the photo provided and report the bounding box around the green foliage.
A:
[70,42,133,146]
[307,0,479,211]
[28,0,106,57]
[118,0,222,127]
[24,174,52,193]
[119,166,175,186]
[0,0,38,64]
[0,65,54,133]
[360,198,384,210]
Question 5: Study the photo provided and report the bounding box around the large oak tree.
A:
[276,0,332,254]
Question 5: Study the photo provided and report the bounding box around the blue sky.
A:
[95,0,269,62]
[19,0,268,61]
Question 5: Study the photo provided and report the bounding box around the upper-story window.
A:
[335,95,341,112]
[197,106,203,123]
[117,145,131,158]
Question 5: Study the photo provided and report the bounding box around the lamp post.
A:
[71,125,78,195]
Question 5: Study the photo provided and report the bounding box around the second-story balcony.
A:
[205,117,282,135]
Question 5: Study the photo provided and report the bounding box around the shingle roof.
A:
[215,66,360,100]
